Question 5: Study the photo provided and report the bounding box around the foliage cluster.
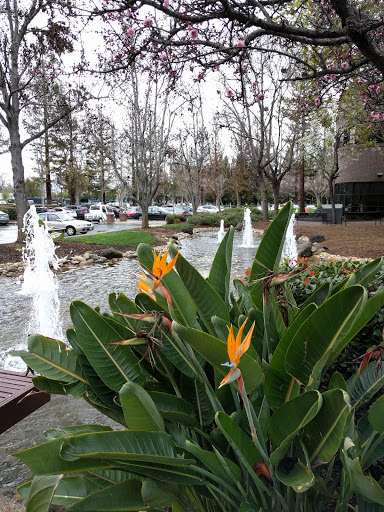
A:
[166,214,187,224]
[1,206,17,220]
[11,203,384,512]
[188,208,262,227]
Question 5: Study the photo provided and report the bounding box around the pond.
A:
[0,230,261,372]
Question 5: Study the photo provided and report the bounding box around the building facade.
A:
[335,143,384,212]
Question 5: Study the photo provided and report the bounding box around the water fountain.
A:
[241,207,255,248]
[2,207,64,370]
[281,214,298,262]
[217,219,225,243]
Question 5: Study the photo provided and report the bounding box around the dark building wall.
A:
[335,144,384,212]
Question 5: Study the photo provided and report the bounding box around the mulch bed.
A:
[0,222,383,266]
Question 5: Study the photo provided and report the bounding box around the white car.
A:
[196,205,219,214]
[53,207,77,218]
[87,204,115,222]
[38,213,94,236]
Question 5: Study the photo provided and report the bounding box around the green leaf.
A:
[11,335,87,385]
[44,425,113,440]
[265,304,317,410]
[167,244,230,335]
[67,479,146,511]
[215,412,261,468]
[351,258,383,289]
[120,382,165,431]
[15,437,112,475]
[269,391,322,465]
[208,226,234,304]
[60,430,195,466]
[285,286,366,388]
[301,282,331,309]
[148,391,197,426]
[250,202,293,281]
[369,395,384,433]
[186,441,241,485]
[141,478,180,507]
[238,504,262,512]
[25,475,62,512]
[66,328,119,410]
[109,292,139,330]
[173,323,263,394]
[348,363,384,408]
[328,289,384,363]
[329,371,347,391]
[275,460,315,493]
[303,389,351,463]
[70,301,145,392]
[342,438,384,505]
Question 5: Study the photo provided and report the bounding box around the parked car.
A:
[38,213,94,236]
[134,206,167,220]
[53,207,77,218]
[0,210,9,225]
[196,205,219,214]
[65,205,89,219]
[87,204,115,222]
[122,206,142,218]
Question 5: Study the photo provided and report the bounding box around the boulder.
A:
[72,255,86,263]
[297,241,312,258]
[235,222,243,231]
[88,254,100,260]
[100,248,123,259]
[181,227,193,235]
[309,234,325,243]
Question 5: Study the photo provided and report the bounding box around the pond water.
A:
[0,230,260,371]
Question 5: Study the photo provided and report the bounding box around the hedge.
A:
[1,206,17,220]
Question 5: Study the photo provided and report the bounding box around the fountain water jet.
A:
[21,206,63,341]
[217,219,225,243]
[281,214,298,262]
[241,208,254,248]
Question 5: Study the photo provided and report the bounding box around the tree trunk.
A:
[141,201,149,228]
[272,183,280,217]
[9,118,27,240]
[259,172,269,221]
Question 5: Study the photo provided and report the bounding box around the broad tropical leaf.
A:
[148,391,197,426]
[269,391,322,465]
[369,394,384,433]
[208,226,234,304]
[25,475,62,512]
[275,460,315,493]
[303,389,351,463]
[120,381,165,431]
[70,301,145,391]
[348,362,384,408]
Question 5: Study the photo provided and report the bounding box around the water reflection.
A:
[0,231,260,370]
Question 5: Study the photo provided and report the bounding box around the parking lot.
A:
[0,218,166,244]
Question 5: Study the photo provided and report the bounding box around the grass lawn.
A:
[65,230,155,245]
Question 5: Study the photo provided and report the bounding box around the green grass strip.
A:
[63,230,155,245]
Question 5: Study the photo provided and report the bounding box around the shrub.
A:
[166,214,186,224]
[1,206,17,220]
[188,207,263,227]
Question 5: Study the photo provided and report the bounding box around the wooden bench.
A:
[0,369,50,434]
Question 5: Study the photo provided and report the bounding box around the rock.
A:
[235,222,243,231]
[93,258,105,264]
[83,252,90,260]
[297,241,312,258]
[124,252,137,259]
[181,227,193,235]
[79,260,94,266]
[297,235,309,243]
[88,254,99,260]
[309,234,325,243]
[72,255,86,263]
[100,248,123,259]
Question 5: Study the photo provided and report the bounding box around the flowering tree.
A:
[0,0,75,239]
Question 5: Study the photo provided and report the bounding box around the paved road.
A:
[0,219,165,244]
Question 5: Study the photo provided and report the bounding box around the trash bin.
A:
[322,204,343,224]
[106,213,115,224]
[119,213,127,221]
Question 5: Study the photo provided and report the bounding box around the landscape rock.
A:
[297,241,313,258]
[181,227,193,235]
[99,248,123,259]
[72,255,86,263]
[88,253,100,260]
[235,222,243,231]
[309,234,325,243]
[79,260,94,266]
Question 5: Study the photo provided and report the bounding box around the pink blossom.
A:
[341,62,348,68]
[144,18,153,27]
[161,54,167,61]
[330,74,336,80]
[257,93,264,100]
[227,89,234,98]
[164,0,169,6]
[237,40,245,47]
[315,98,321,106]
[127,27,135,38]
[189,28,198,39]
